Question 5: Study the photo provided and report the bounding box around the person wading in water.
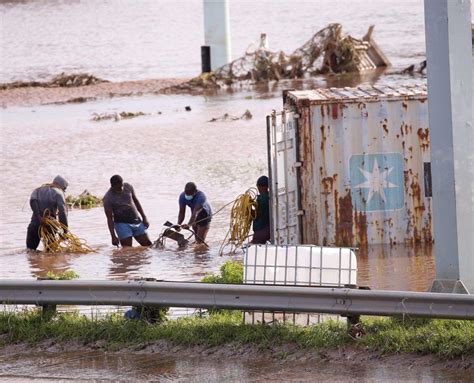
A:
[26,175,69,251]
[176,182,212,244]
[103,175,152,247]
[251,175,270,244]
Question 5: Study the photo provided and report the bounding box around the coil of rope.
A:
[38,210,94,253]
[218,188,258,255]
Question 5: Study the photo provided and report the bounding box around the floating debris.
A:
[91,111,146,122]
[45,270,80,280]
[66,190,103,209]
[0,73,107,90]
[165,24,389,92]
[401,60,427,75]
[47,96,97,105]
[208,109,253,122]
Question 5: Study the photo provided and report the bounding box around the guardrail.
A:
[1,280,473,320]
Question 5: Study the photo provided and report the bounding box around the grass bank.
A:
[1,310,472,360]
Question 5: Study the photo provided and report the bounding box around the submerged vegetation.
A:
[0,310,472,359]
[45,270,80,280]
[91,111,147,122]
[66,190,102,209]
[201,260,244,284]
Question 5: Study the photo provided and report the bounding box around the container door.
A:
[267,110,301,245]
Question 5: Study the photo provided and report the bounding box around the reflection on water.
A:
[0,350,472,382]
[357,244,435,291]
[109,247,152,280]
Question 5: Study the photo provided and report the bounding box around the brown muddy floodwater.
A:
[0,90,436,291]
[1,347,473,382]
[2,1,469,380]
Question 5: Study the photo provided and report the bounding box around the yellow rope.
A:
[219,188,258,255]
[38,211,94,253]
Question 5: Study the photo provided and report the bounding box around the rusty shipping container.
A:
[268,84,432,247]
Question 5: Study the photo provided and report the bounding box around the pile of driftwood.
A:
[0,73,107,90]
[166,23,389,92]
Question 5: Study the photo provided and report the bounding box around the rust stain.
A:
[320,124,326,151]
[422,210,433,243]
[408,177,426,244]
[402,101,408,109]
[403,170,410,192]
[298,107,318,244]
[417,127,430,151]
[321,176,334,194]
[320,105,325,117]
[354,211,368,248]
[382,119,389,134]
[410,179,422,206]
[331,104,338,119]
[335,192,354,247]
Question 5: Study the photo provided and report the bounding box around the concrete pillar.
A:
[203,0,231,70]
[424,0,473,293]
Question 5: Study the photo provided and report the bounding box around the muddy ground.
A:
[1,339,472,371]
[0,78,187,108]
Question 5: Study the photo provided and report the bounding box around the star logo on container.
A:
[350,153,404,211]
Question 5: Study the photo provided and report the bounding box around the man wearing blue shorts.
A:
[177,182,212,243]
[103,175,152,247]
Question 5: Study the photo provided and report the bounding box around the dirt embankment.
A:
[1,340,472,372]
[0,77,188,108]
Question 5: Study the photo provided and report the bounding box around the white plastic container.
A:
[243,244,357,325]
[244,244,357,286]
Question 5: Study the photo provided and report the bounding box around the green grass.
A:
[0,310,472,359]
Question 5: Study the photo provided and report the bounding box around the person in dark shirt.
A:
[103,175,152,247]
[251,175,270,244]
[26,175,69,250]
[177,182,212,244]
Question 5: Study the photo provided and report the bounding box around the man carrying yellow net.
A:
[26,175,69,251]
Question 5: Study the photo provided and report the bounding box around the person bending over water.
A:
[177,182,212,244]
[103,175,152,247]
[26,175,69,250]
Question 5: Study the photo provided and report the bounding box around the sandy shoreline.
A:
[0,78,188,108]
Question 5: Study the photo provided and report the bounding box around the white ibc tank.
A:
[244,244,357,287]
